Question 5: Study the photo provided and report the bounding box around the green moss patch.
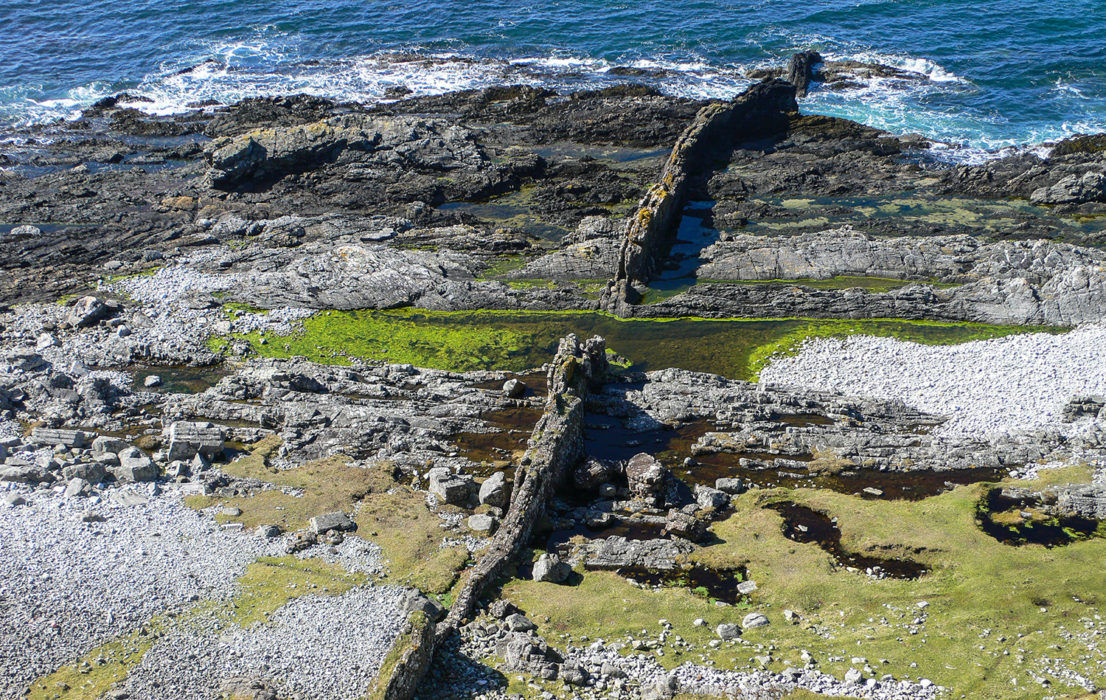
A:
[211,307,1056,382]
[184,439,393,533]
[184,437,469,596]
[508,477,1106,698]
[356,486,471,595]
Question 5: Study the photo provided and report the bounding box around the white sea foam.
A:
[3,37,1101,165]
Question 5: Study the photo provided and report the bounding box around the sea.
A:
[1,0,1104,162]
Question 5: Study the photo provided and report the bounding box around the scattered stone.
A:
[742,612,770,629]
[573,458,617,491]
[112,447,157,482]
[716,623,740,641]
[531,553,571,584]
[502,378,526,398]
[67,296,112,328]
[164,460,190,479]
[626,453,667,504]
[400,589,446,622]
[428,467,474,505]
[504,613,537,632]
[63,478,90,498]
[109,488,149,507]
[256,525,281,538]
[166,421,225,462]
[477,470,508,508]
[467,513,496,534]
[309,511,354,534]
[663,507,708,541]
[694,484,729,510]
[143,375,162,388]
[488,599,519,620]
[1,493,26,506]
[92,436,129,455]
[0,465,55,484]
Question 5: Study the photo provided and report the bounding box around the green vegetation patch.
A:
[367,611,429,700]
[185,446,394,533]
[508,474,1106,698]
[356,486,471,595]
[211,307,1057,382]
[28,556,365,700]
[184,436,468,595]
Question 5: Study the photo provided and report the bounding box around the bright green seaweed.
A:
[210,308,1059,381]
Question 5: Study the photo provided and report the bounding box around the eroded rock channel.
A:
[2,56,1106,700]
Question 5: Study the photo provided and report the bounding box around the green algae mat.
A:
[212,308,1056,381]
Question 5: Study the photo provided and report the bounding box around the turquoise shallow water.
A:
[1,1,1104,158]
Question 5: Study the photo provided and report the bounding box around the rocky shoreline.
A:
[2,55,1106,699]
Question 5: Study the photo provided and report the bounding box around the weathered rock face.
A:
[578,536,695,570]
[642,227,1106,326]
[591,367,1104,476]
[206,115,488,190]
[625,453,668,505]
[1030,171,1106,205]
[166,421,225,462]
[509,217,623,281]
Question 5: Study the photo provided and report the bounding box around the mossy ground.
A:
[504,468,1106,699]
[355,485,471,595]
[209,307,1055,382]
[184,437,469,596]
[184,436,393,533]
[28,556,366,700]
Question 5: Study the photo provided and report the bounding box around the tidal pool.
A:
[226,308,1052,382]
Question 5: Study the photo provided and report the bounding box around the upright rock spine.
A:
[601,79,798,315]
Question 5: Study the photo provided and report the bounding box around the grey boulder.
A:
[532,552,571,584]
[742,612,770,629]
[428,467,474,505]
[478,471,508,508]
[166,421,225,462]
[112,447,157,482]
[309,511,355,534]
[62,462,107,484]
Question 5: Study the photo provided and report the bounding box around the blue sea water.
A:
[1,0,1104,160]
